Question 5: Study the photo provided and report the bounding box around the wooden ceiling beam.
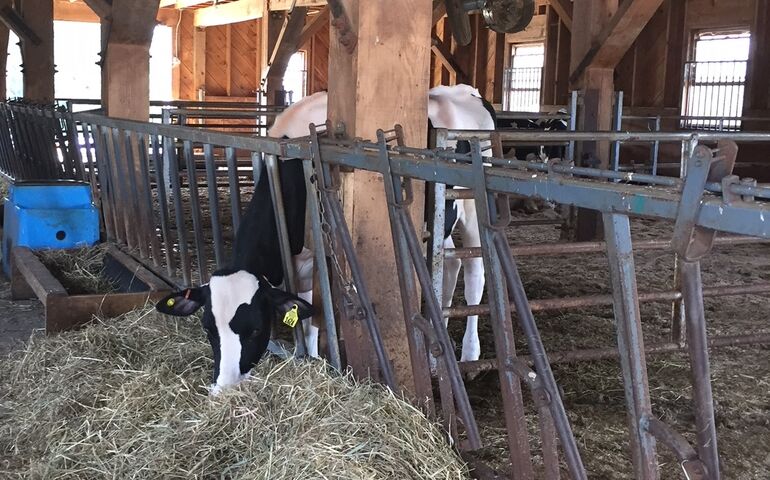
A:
[173,0,214,8]
[270,0,326,10]
[432,0,446,25]
[194,0,264,27]
[570,0,664,83]
[548,0,572,31]
[299,6,328,46]
[0,6,41,45]
[266,6,308,75]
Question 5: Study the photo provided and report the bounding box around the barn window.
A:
[681,30,750,131]
[283,51,307,104]
[503,43,544,112]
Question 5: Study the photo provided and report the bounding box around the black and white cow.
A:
[155,84,494,393]
[155,157,316,394]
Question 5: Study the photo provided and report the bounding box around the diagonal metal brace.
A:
[643,417,708,480]
[671,141,737,261]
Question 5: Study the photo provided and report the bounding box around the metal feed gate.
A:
[9,102,770,479]
[308,126,770,480]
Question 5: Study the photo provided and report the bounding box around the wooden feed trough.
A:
[10,245,172,333]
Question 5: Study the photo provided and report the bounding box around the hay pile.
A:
[36,244,117,295]
[0,308,468,479]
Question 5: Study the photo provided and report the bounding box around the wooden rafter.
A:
[266,6,308,77]
[548,0,572,31]
[431,35,466,82]
[194,0,263,27]
[432,0,446,25]
[570,0,665,83]
[0,6,41,44]
[299,6,328,46]
[270,0,326,10]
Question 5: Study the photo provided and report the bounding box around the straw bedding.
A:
[0,308,468,479]
[36,245,117,295]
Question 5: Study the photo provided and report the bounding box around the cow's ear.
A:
[156,287,208,316]
[265,288,314,321]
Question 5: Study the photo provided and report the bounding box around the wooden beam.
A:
[194,0,263,27]
[299,6,328,46]
[102,0,160,120]
[432,0,446,25]
[225,24,232,96]
[265,7,308,103]
[270,0,326,10]
[548,0,572,31]
[327,0,433,400]
[570,0,665,83]
[83,0,112,19]
[662,0,685,108]
[192,26,206,99]
[19,0,54,103]
[54,0,100,22]
[431,35,466,82]
[173,0,212,8]
[746,0,770,112]
[0,6,41,45]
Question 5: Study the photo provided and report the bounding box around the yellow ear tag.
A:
[166,298,176,307]
[283,304,299,328]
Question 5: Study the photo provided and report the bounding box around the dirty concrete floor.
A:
[0,274,44,356]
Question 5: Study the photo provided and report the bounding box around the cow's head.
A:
[156,269,313,394]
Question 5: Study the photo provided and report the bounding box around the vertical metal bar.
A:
[204,143,225,268]
[109,128,133,247]
[80,122,102,228]
[431,128,448,327]
[301,157,342,371]
[91,124,118,242]
[672,137,699,344]
[182,140,210,283]
[315,159,398,390]
[226,146,242,231]
[651,116,661,176]
[137,134,163,268]
[492,229,587,479]
[124,131,150,259]
[263,153,308,357]
[567,90,578,163]
[470,142,534,479]
[376,131,443,428]
[611,91,623,174]
[680,260,721,480]
[603,212,659,480]
[151,134,177,278]
[165,135,192,286]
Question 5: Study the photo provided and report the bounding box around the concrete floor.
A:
[0,274,44,356]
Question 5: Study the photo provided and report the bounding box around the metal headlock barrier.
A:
[306,125,770,480]
[5,101,770,479]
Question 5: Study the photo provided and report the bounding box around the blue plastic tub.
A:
[3,182,100,275]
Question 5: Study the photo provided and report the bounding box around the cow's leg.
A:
[458,199,483,362]
[293,248,318,358]
[429,235,463,372]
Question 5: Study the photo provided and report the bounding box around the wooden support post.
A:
[192,26,206,100]
[746,0,770,117]
[99,0,160,121]
[570,0,617,240]
[20,0,54,103]
[327,0,432,400]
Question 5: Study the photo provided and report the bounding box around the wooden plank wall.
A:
[176,12,260,100]
[303,21,329,94]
